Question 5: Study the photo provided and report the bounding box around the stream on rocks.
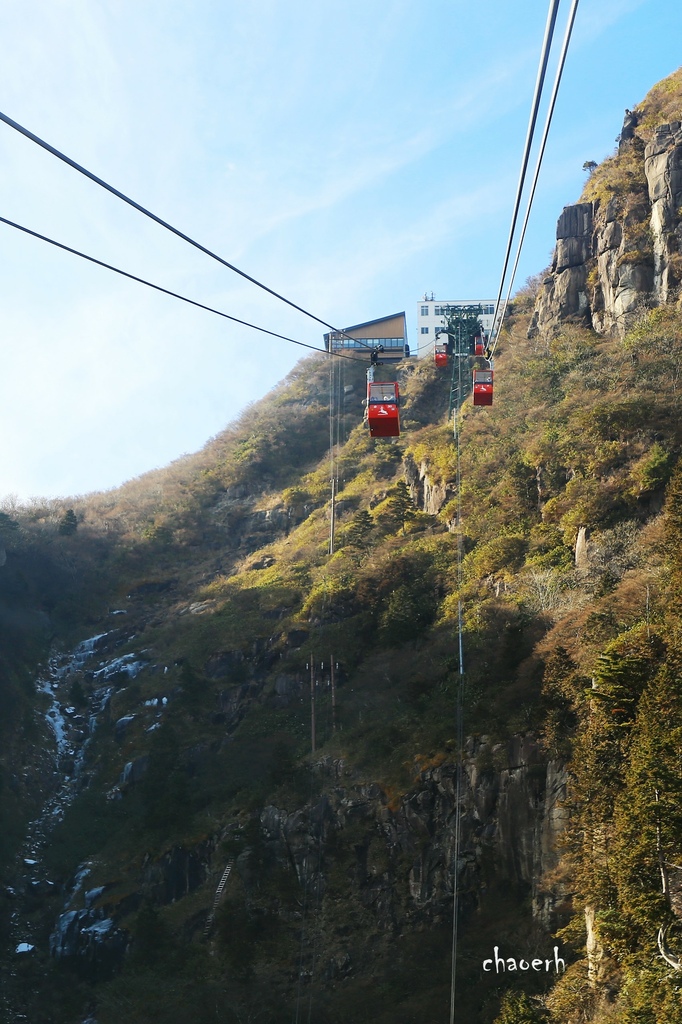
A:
[1,627,148,1024]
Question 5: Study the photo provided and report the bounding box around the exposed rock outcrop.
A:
[140,841,215,904]
[529,119,682,339]
[256,736,568,943]
[645,121,682,305]
[50,907,127,976]
[618,108,639,151]
[575,526,589,571]
[211,486,318,552]
[43,735,568,980]
[404,454,451,516]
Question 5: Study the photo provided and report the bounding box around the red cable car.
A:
[434,343,448,367]
[472,368,493,406]
[367,381,400,437]
[473,333,488,356]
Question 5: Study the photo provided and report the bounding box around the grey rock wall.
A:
[529,122,682,339]
[645,121,682,305]
[403,454,451,516]
[257,737,568,939]
[46,738,568,976]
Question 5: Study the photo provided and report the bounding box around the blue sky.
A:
[1,0,680,499]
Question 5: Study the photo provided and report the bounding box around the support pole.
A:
[329,475,336,555]
[331,656,336,733]
[310,658,316,754]
[450,325,467,1024]
[329,356,336,555]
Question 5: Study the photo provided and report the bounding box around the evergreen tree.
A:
[611,660,682,940]
[141,724,190,830]
[0,512,19,535]
[494,991,549,1024]
[131,900,172,967]
[665,460,682,616]
[58,508,78,535]
[385,480,417,534]
[178,660,208,712]
[68,679,87,708]
[344,508,374,548]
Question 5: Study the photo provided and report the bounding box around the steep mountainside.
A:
[4,68,682,1024]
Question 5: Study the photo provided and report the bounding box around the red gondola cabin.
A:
[367,381,400,437]
[474,334,486,356]
[472,368,493,406]
[434,344,448,367]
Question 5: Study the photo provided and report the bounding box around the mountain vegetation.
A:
[3,67,682,1024]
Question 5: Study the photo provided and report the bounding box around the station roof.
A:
[324,312,406,345]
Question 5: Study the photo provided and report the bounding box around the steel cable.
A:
[489,0,561,349]
[489,0,580,358]
[0,109,374,351]
[0,214,365,361]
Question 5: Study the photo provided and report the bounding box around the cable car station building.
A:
[324,312,409,362]
[416,295,496,356]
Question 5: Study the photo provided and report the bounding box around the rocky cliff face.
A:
[41,736,568,982]
[529,115,682,339]
[646,121,682,305]
[5,629,569,1005]
[404,453,452,518]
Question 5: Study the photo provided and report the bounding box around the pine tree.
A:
[494,991,549,1024]
[385,480,417,534]
[58,509,78,535]
[0,512,19,535]
[611,660,682,940]
[664,460,682,617]
[344,508,374,548]
[131,900,171,966]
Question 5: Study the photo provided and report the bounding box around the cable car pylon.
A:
[434,305,489,421]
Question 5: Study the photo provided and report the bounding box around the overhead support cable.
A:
[0,109,373,350]
[449,337,466,1024]
[448,8,576,1007]
[0,214,365,361]
[328,355,337,555]
[489,0,580,358]
[489,0,561,349]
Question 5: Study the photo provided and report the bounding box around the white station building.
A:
[416,295,496,356]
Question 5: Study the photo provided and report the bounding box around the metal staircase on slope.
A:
[203,861,234,937]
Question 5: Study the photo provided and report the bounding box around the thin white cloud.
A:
[573,0,651,44]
